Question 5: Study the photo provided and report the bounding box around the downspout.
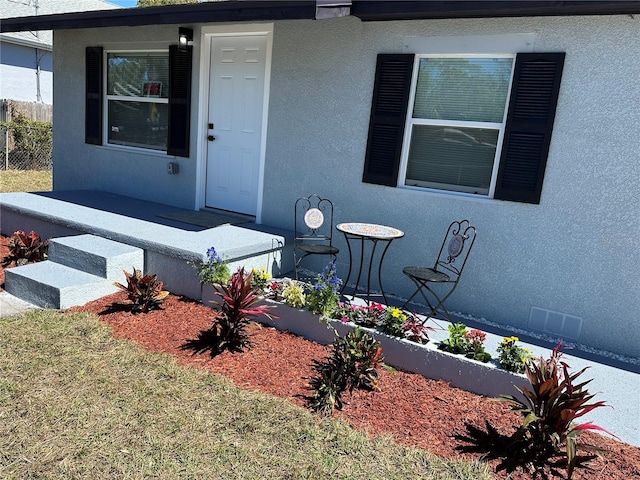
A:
[315,0,351,19]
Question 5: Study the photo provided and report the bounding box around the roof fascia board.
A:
[351,1,640,21]
[3,0,640,33]
[0,1,316,33]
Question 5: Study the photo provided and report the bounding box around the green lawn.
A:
[0,169,52,193]
[0,310,492,480]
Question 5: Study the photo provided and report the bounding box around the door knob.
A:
[207,135,216,141]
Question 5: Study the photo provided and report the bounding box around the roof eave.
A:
[2,0,640,34]
[351,1,640,21]
[0,1,317,33]
[0,33,53,50]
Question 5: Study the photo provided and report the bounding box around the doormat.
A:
[157,211,250,228]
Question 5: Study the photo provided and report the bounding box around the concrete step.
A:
[48,234,143,282]
[5,261,120,309]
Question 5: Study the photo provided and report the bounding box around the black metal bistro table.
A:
[336,222,404,305]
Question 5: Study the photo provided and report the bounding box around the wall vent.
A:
[528,307,583,340]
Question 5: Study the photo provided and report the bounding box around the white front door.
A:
[205,34,267,215]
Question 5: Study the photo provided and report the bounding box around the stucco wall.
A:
[0,42,53,103]
[52,14,639,357]
[53,26,202,209]
[261,15,640,358]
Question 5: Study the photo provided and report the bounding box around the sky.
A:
[109,0,137,7]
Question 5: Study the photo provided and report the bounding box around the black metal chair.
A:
[293,194,339,280]
[402,220,477,321]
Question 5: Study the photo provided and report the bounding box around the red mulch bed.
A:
[2,234,639,479]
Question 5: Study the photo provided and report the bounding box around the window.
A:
[85,45,192,157]
[363,52,565,204]
[106,52,169,151]
[403,56,513,195]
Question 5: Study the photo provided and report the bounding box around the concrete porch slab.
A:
[0,190,294,299]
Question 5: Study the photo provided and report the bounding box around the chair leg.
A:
[402,278,456,323]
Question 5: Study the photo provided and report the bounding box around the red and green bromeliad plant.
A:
[1,230,49,267]
[498,341,617,479]
[184,266,275,356]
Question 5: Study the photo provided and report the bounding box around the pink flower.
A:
[341,317,348,324]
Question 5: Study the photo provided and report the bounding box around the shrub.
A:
[498,342,615,478]
[498,336,533,373]
[113,267,169,313]
[309,327,383,415]
[1,230,49,267]
[306,261,341,318]
[1,112,52,170]
[192,246,230,286]
[205,267,273,353]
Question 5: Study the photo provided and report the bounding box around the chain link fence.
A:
[0,99,53,171]
[1,123,53,171]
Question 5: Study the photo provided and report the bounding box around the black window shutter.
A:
[85,46,103,145]
[362,54,414,186]
[167,45,192,157]
[495,52,565,204]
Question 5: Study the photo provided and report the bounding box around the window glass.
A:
[107,53,169,98]
[105,51,169,151]
[404,56,513,195]
[108,101,168,151]
[413,58,512,123]
[406,125,499,194]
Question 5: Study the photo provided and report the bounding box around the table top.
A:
[336,222,404,240]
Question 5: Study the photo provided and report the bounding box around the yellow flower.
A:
[390,307,402,318]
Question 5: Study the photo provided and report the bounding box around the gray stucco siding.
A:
[262,15,640,358]
[52,14,639,358]
[53,25,202,209]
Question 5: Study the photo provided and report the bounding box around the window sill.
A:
[398,184,495,203]
[96,143,176,159]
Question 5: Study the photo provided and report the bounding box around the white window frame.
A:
[103,49,170,152]
[398,53,516,198]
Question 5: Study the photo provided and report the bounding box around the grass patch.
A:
[0,310,492,479]
[0,169,52,193]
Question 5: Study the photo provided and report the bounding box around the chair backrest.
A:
[433,220,477,281]
[294,194,336,244]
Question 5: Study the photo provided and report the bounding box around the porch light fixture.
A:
[178,27,193,51]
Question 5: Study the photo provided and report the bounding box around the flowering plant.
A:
[379,307,408,337]
[498,336,533,373]
[463,329,492,363]
[380,307,433,344]
[250,267,271,292]
[306,261,342,318]
[334,301,384,327]
[439,323,491,362]
[193,246,231,286]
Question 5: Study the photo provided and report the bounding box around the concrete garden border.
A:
[202,286,527,400]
